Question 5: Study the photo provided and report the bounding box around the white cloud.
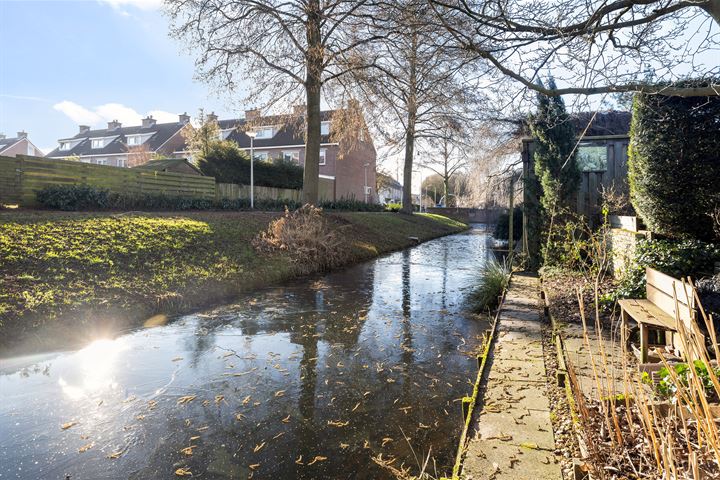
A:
[98,0,163,11]
[54,100,178,128]
[53,101,102,125]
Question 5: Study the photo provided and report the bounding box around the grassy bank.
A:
[0,210,465,353]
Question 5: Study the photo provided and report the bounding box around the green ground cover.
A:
[0,210,465,350]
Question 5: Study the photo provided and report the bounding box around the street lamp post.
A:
[246,130,257,209]
[363,162,369,203]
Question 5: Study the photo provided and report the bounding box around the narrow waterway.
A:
[0,225,493,479]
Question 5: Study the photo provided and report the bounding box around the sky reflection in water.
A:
[0,227,492,479]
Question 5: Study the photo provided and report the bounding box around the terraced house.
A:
[214,108,378,202]
[46,113,192,167]
[0,131,43,157]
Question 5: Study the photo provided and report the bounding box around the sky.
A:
[0,0,241,154]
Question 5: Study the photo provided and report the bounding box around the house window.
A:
[91,138,105,149]
[127,135,142,146]
[59,141,72,151]
[283,151,300,163]
[254,151,269,161]
[95,158,108,165]
[254,127,274,139]
[27,145,35,155]
[577,144,608,171]
[117,157,127,168]
[320,121,330,135]
[319,148,327,165]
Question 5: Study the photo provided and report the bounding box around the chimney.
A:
[17,131,27,139]
[207,111,219,123]
[107,120,121,131]
[293,104,306,116]
[79,125,90,134]
[179,112,190,124]
[142,115,157,128]
[244,108,260,120]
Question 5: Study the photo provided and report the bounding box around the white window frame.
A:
[254,151,269,161]
[59,141,72,151]
[126,135,142,146]
[320,121,330,135]
[319,148,327,165]
[95,158,108,165]
[91,138,105,149]
[254,127,274,139]
[117,157,127,168]
[282,150,300,163]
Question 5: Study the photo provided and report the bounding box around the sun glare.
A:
[58,338,127,400]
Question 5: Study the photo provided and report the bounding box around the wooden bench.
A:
[619,267,701,363]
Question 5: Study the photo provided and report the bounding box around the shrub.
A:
[196,140,304,189]
[253,205,345,272]
[613,238,720,300]
[384,202,402,212]
[494,205,523,241]
[36,185,299,212]
[319,198,384,212]
[469,257,510,312]
[628,80,720,241]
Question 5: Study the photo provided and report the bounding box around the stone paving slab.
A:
[462,273,562,479]
[462,440,561,480]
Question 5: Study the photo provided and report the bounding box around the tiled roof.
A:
[218,110,335,149]
[0,136,23,151]
[46,121,187,158]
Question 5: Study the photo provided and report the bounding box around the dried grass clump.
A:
[254,205,346,272]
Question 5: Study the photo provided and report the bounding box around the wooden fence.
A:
[0,155,338,208]
[216,177,336,203]
[0,155,216,207]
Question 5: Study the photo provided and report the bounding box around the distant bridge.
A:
[426,207,504,224]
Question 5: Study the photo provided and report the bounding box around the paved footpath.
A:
[461,273,562,479]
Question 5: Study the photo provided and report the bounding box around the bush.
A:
[613,239,720,300]
[36,185,299,212]
[628,80,720,241]
[253,205,345,273]
[196,140,304,189]
[469,257,510,312]
[319,198,384,212]
[384,202,402,212]
[494,205,523,241]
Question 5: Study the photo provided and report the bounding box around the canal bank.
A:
[0,210,466,356]
[0,225,492,479]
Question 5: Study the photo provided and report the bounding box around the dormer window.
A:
[321,121,330,135]
[218,129,235,141]
[91,138,105,149]
[254,127,274,139]
[126,134,152,146]
[59,141,72,151]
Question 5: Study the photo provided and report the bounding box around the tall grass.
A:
[470,257,510,312]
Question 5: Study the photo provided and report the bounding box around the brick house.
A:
[214,108,378,202]
[46,113,192,167]
[0,131,44,157]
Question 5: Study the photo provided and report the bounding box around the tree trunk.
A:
[302,0,322,205]
[400,31,418,215]
[703,0,720,25]
[400,113,416,215]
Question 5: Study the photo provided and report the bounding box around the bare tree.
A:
[431,0,720,98]
[165,0,381,204]
[343,0,483,213]
[422,118,469,206]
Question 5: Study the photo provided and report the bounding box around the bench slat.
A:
[618,299,677,330]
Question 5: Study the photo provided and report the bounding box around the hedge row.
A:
[36,185,385,212]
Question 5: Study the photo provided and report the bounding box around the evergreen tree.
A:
[529,78,580,213]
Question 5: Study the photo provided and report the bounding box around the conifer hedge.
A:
[629,82,720,241]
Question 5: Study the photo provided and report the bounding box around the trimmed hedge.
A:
[37,185,299,211]
[629,81,720,241]
[37,186,385,212]
[196,141,304,189]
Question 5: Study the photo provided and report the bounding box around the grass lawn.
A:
[0,210,465,350]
